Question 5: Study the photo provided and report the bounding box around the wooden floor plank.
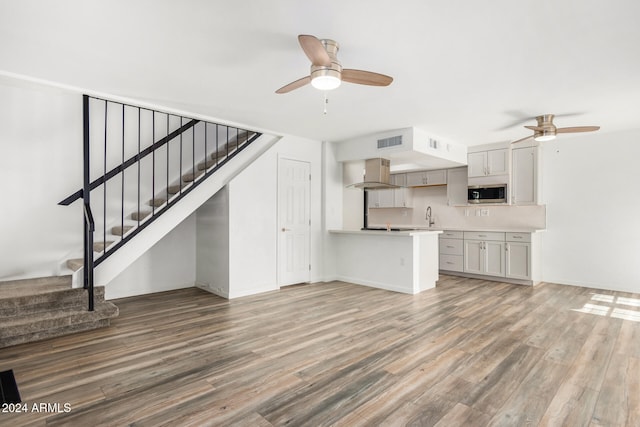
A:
[0,277,638,426]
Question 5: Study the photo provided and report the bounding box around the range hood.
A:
[347,158,400,189]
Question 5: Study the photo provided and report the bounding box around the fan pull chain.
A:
[323,92,328,115]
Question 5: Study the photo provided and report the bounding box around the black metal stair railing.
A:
[60,94,261,311]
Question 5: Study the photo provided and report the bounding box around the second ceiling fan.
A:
[275,34,393,94]
[512,114,600,144]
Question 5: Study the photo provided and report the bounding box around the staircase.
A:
[63,128,257,273]
[0,94,266,348]
[0,275,118,349]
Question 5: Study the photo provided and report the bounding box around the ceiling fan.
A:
[275,34,393,94]
[511,114,600,144]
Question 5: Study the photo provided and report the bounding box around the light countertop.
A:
[329,228,443,237]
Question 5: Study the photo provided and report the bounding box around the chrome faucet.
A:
[426,206,435,227]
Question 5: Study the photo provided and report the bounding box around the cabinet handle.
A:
[447,245,455,248]
[505,243,509,251]
[512,235,522,239]
[478,234,487,237]
[447,261,454,265]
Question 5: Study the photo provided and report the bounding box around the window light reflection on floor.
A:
[571,293,640,322]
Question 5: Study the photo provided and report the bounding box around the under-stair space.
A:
[0,275,118,349]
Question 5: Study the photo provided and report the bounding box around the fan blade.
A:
[298,35,331,66]
[342,69,393,86]
[275,76,311,94]
[556,126,600,133]
[524,125,543,131]
[511,135,534,144]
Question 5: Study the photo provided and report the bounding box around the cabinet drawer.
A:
[439,238,464,255]
[463,231,505,241]
[440,254,463,272]
[440,230,463,239]
[506,232,531,242]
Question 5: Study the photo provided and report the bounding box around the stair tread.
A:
[182,170,204,182]
[94,241,114,252]
[1,301,118,327]
[148,198,166,207]
[0,301,119,342]
[112,225,134,236]
[0,285,105,303]
[131,211,151,221]
[0,276,72,298]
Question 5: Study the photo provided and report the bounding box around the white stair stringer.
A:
[71,133,281,289]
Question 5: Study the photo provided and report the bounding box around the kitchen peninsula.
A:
[329,228,441,294]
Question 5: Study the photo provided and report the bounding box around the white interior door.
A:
[278,158,310,286]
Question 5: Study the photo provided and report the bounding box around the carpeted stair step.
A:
[131,211,151,221]
[197,158,219,171]
[112,225,134,236]
[0,285,106,318]
[182,170,203,183]
[66,258,83,272]
[0,301,119,348]
[148,198,167,208]
[93,240,114,252]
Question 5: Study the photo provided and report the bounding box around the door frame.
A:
[277,156,311,287]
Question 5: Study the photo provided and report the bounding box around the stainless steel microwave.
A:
[468,184,507,204]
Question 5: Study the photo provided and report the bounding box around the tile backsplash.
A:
[368,186,546,229]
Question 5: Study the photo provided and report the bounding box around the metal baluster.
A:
[103,100,107,245]
[166,113,170,204]
[215,124,219,166]
[204,122,208,173]
[192,120,195,182]
[179,117,183,194]
[137,107,141,226]
[152,111,155,214]
[121,104,125,243]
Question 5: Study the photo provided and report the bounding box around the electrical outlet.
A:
[481,209,489,216]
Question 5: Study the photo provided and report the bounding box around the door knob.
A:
[281,228,290,232]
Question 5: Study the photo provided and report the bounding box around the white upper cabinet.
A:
[392,173,412,208]
[446,167,468,206]
[367,174,412,208]
[468,149,508,177]
[511,146,539,205]
[406,169,447,187]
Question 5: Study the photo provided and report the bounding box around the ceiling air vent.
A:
[377,135,402,149]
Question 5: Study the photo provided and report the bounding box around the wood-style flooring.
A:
[1,276,639,426]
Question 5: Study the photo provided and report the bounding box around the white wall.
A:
[196,187,229,297]
[541,129,640,293]
[106,213,196,299]
[195,134,325,299]
[0,77,83,280]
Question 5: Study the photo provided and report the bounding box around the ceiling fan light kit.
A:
[512,114,599,144]
[276,34,393,94]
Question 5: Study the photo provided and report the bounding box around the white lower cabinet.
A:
[463,232,506,277]
[438,231,464,272]
[505,232,532,280]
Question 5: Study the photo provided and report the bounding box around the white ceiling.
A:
[1,0,639,146]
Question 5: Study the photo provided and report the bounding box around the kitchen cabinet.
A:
[511,146,539,205]
[439,230,464,272]
[446,167,468,206]
[392,173,412,208]
[463,231,505,277]
[367,174,412,208]
[468,149,508,177]
[505,232,531,280]
[406,169,447,187]
[367,188,392,208]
